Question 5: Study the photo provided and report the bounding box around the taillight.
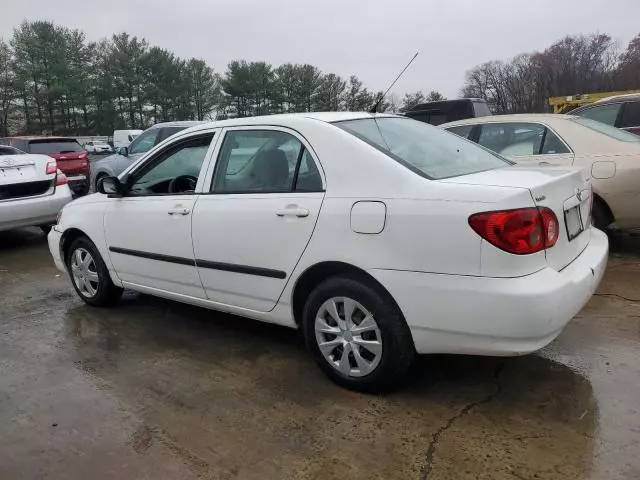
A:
[56,170,68,186]
[469,207,559,255]
[79,152,88,159]
[46,160,57,175]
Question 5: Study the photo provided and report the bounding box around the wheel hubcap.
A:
[70,248,99,298]
[314,297,382,377]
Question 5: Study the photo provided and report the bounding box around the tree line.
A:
[462,33,640,114]
[0,20,448,136]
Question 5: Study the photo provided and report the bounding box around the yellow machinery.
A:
[548,89,640,113]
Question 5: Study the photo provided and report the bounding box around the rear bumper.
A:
[369,228,609,356]
[0,185,72,232]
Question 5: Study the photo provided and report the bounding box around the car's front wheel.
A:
[66,236,123,307]
[302,274,415,393]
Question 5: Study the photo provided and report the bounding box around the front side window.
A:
[446,125,474,140]
[212,130,322,193]
[576,103,621,126]
[335,117,509,180]
[128,134,213,196]
[128,129,159,155]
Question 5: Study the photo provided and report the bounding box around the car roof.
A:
[441,113,576,128]
[593,93,640,104]
[148,121,205,129]
[176,112,398,135]
[0,136,79,141]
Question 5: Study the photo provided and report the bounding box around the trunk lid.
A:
[441,164,592,271]
[0,154,55,200]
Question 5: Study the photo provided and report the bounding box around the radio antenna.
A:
[369,51,419,113]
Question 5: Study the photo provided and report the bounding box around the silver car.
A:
[90,121,202,190]
[0,145,72,233]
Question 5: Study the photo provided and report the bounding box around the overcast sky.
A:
[1,0,639,99]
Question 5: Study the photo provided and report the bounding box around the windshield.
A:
[28,139,84,154]
[573,117,640,143]
[334,117,510,180]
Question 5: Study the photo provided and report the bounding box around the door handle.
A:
[276,207,310,218]
[167,207,191,216]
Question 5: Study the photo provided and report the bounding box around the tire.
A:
[66,236,123,307]
[71,182,90,197]
[94,173,107,192]
[592,199,611,230]
[302,274,415,393]
[39,225,52,234]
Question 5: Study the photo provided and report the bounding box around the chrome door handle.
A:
[276,207,310,218]
[167,207,191,216]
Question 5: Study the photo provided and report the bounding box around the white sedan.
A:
[442,113,640,229]
[47,113,608,392]
[84,141,111,154]
[1,146,72,233]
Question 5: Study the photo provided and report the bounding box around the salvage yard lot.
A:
[1,229,640,480]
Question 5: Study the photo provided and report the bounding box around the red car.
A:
[0,136,90,196]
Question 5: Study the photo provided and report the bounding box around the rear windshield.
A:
[0,146,24,155]
[573,117,640,143]
[334,117,510,180]
[28,139,84,154]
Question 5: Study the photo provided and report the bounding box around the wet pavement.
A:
[1,229,639,480]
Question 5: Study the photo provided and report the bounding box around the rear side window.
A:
[477,123,569,156]
[212,130,323,193]
[446,125,474,139]
[335,117,510,180]
[576,103,622,126]
[621,102,640,128]
[158,126,187,143]
[473,101,491,117]
[28,139,84,154]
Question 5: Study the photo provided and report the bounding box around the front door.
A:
[192,127,325,312]
[104,132,216,298]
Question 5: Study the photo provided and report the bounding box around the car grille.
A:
[0,180,53,201]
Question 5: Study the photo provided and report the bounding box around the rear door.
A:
[192,126,325,312]
[476,122,574,166]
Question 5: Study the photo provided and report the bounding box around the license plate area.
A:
[565,205,584,241]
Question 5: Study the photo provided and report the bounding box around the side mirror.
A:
[97,176,124,197]
[117,146,129,157]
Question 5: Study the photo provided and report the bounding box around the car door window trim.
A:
[108,246,287,279]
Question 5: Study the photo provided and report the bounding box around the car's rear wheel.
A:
[66,236,122,307]
[302,274,415,393]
